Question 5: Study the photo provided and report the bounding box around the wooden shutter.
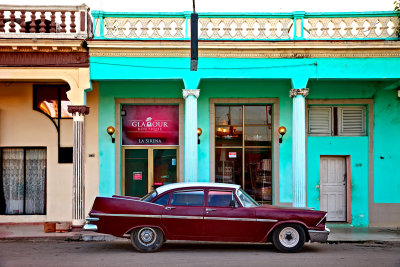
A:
[338,106,366,136]
[308,107,332,135]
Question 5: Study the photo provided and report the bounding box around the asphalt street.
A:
[0,240,399,267]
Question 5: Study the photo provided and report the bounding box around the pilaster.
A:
[290,89,308,207]
[182,89,200,182]
[68,105,89,228]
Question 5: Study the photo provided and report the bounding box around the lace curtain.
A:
[1,148,46,215]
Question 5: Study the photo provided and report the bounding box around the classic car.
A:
[84,183,329,253]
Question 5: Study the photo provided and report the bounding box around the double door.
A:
[123,147,178,197]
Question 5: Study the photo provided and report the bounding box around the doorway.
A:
[123,147,178,197]
[320,156,347,222]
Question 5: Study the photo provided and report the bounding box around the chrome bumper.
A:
[83,224,98,231]
[83,216,99,231]
[308,227,330,243]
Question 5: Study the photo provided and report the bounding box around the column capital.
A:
[182,89,200,99]
[68,105,90,116]
[290,88,309,98]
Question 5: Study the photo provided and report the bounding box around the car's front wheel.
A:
[272,224,306,253]
[130,227,164,252]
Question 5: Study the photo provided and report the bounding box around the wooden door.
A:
[320,156,347,221]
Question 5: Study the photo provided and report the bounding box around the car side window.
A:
[208,190,238,207]
[153,193,170,205]
[171,190,204,206]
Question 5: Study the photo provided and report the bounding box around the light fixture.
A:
[197,128,202,144]
[107,126,115,143]
[279,126,286,143]
[120,108,126,116]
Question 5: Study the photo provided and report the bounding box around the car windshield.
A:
[141,190,157,202]
[237,189,260,207]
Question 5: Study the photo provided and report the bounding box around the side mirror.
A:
[229,200,238,208]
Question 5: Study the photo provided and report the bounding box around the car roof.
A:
[155,182,241,195]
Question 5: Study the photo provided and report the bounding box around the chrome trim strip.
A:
[90,212,277,223]
[256,218,278,223]
[205,217,277,222]
[86,216,99,222]
[162,215,203,220]
[91,212,161,219]
[316,213,327,226]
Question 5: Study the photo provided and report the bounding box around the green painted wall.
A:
[306,80,400,226]
[373,89,400,203]
[98,80,184,196]
[198,79,293,203]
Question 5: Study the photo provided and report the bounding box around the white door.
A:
[320,156,347,221]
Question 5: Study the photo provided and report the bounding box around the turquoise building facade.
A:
[87,11,400,227]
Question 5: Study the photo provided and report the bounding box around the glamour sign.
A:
[122,105,179,146]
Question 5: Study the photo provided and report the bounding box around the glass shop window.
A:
[215,104,273,204]
[33,85,72,119]
[0,148,47,215]
[170,190,204,206]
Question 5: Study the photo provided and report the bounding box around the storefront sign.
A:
[229,152,237,158]
[122,105,179,145]
[133,172,142,180]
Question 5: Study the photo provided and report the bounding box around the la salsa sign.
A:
[122,105,179,146]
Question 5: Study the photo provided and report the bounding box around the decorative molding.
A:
[68,105,90,116]
[290,88,309,98]
[0,52,89,67]
[182,89,200,99]
[0,39,87,53]
[88,40,400,59]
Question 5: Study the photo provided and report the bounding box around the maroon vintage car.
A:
[84,183,329,253]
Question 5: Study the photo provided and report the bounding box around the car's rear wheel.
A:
[272,224,306,253]
[130,227,164,252]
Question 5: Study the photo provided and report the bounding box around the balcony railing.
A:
[91,11,399,41]
[0,4,91,39]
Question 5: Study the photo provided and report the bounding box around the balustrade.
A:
[0,4,90,39]
[92,11,399,41]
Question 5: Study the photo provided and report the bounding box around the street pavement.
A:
[0,240,399,267]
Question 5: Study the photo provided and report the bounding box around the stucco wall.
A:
[97,80,184,196]
[0,82,73,222]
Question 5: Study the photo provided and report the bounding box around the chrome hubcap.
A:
[279,227,299,248]
[138,228,156,246]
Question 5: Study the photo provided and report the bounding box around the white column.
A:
[290,89,308,207]
[68,105,89,228]
[182,89,200,182]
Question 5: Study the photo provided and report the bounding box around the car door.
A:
[161,189,205,240]
[203,189,259,242]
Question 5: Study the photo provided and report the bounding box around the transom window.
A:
[215,105,273,204]
[307,106,366,136]
[33,85,72,119]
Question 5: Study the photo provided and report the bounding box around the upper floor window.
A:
[33,85,72,119]
[307,106,366,136]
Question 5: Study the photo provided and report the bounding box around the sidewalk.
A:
[1,223,399,243]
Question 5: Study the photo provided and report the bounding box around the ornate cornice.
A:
[182,89,200,99]
[68,105,90,116]
[87,40,400,59]
[0,39,87,53]
[290,89,309,98]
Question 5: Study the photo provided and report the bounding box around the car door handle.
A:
[165,207,176,210]
[206,208,216,212]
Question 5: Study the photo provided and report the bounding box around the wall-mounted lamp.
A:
[107,126,115,143]
[279,126,287,143]
[197,128,202,144]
